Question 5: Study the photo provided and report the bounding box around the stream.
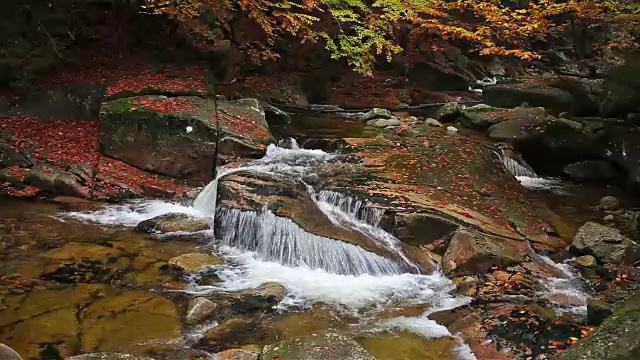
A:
[0,113,622,360]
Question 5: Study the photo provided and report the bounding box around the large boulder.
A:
[557,290,640,360]
[563,159,618,182]
[591,126,640,191]
[600,50,640,117]
[99,96,274,182]
[261,332,375,360]
[408,61,471,91]
[548,77,601,117]
[136,213,211,234]
[459,105,548,131]
[484,83,574,115]
[571,222,640,264]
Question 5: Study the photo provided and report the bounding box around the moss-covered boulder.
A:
[99,96,274,182]
[261,332,375,360]
[557,290,640,360]
[600,50,640,117]
[458,105,548,131]
[483,83,574,115]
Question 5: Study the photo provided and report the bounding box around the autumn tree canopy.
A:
[142,0,640,74]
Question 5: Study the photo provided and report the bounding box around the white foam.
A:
[538,256,591,314]
[188,246,458,311]
[63,200,205,226]
[516,176,568,194]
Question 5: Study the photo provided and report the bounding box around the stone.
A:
[434,102,462,122]
[197,317,258,352]
[136,213,211,234]
[186,297,218,324]
[556,290,640,360]
[408,61,471,91]
[600,50,640,117]
[263,103,291,125]
[575,255,597,268]
[80,291,181,353]
[549,77,600,117]
[592,127,640,191]
[0,167,25,186]
[213,349,259,360]
[65,354,154,360]
[587,299,614,326]
[0,134,34,168]
[23,163,62,192]
[369,117,400,128]
[99,96,273,182]
[242,283,288,303]
[261,332,375,360]
[0,343,22,360]
[54,174,90,198]
[571,222,640,264]
[168,253,224,273]
[461,105,548,131]
[362,108,393,121]
[483,83,574,115]
[441,230,535,276]
[600,196,620,210]
[425,118,444,127]
[563,160,618,182]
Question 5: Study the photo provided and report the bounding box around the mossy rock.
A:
[261,332,375,360]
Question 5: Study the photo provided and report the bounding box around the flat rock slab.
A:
[262,332,375,360]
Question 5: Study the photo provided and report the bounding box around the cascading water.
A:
[502,156,538,178]
[493,147,567,194]
[216,207,401,276]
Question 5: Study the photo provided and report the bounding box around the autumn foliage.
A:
[141,0,640,74]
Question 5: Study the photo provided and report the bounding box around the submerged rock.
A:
[571,222,640,264]
[136,213,210,234]
[0,343,22,360]
[557,290,640,360]
[261,332,375,360]
[65,354,154,360]
[168,253,223,273]
[198,317,266,352]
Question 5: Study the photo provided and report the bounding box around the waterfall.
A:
[315,190,421,273]
[216,208,402,276]
[502,156,538,178]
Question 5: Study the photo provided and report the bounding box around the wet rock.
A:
[587,299,614,326]
[563,160,617,182]
[425,118,444,127]
[261,332,375,360]
[362,108,393,121]
[556,290,640,360]
[434,102,462,122]
[600,196,620,210]
[0,343,22,360]
[441,230,535,276]
[54,174,90,198]
[213,348,259,360]
[461,105,548,131]
[571,222,640,264]
[80,291,181,353]
[100,96,273,182]
[168,253,223,273]
[408,61,471,91]
[591,127,640,191]
[576,255,598,268]
[600,51,640,117]
[0,134,35,168]
[483,84,574,115]
[65,354,154,360]
[0,167,25,186]
[136,213,211,234]
[263,103,291,125]
[23,163,62,192]
[242,283,288,303]
[198,317,262,352]
[186,297,218,324]
[368,117,400,128]
[392,213,459,246]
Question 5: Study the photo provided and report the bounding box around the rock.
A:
[186,297,218,324]
[80,291,181,354]
[261,332,375,360]
[424,118,444,127]
[0,133,34,168]
[434,102,462,122]
[600,196,620,210]
[65,354,154,360]
[556,290,640,360]
[54,174,90,198]
[600,50,640,117]
[563,160,617,182]
[168,253,224,272]
[256,77,308,106]
[549,77,600,117]
[362,108,393,121]
[197,317,259,352]
[213,349,259,360]
[603,214,615,221]
[460,105,548,131]
[99,96,273,182]
[446,126,458,134]
[408,61,471,91]
[242,283,288,303]
[263,103,291,125]
[0,167,25,186]
[571,222,640,264]
[587,299,614,326]
[136,213,211,234]
[483,83,574,115]
[369,117,400,128]
[23,163,62,192]
[591,126,640,191]
[441,230,536,276]
[576,255,597,268]
[0,343,22,360]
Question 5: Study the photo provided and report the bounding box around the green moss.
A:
[103,99,135,113]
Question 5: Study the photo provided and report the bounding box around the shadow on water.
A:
[268,111,378,140]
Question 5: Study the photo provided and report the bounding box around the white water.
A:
[539,256,591,314]
[65,199,203,226]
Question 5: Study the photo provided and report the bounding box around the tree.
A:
[141,0,640,75]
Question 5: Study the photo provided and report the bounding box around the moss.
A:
[102,99,135,113]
